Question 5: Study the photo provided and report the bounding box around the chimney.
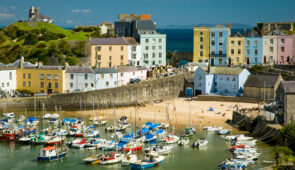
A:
[227,22,231,30]
[38,61,43,68]
[244,27,247,37]
[19,56,24,69]
[260,29,264,36]
[65,62,69,69]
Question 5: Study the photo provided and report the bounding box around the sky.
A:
[0,0,294,28]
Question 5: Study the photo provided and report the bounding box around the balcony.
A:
[210,54,226,57]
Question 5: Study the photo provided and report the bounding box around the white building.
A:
[124,37,142,66]
[263,30,281,65]
[139,30,166,68]
[0,69,17,95]
[116,66,147,86]
[99,22,114,35]
[180,62,208,72]
[65,66,95,93]
[94,68,118,90]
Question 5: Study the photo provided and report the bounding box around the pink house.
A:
[277,35,295,64]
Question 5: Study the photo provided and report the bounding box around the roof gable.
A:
[244,74,280,88]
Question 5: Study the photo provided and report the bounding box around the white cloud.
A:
[66,20,73,24]
[71,9,90,13]
[0,13,15,20]
[10,6,16,10]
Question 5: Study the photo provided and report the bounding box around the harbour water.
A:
[0,112,274,170]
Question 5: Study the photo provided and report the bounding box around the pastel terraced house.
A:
[194,67,250,96]
[94,68,118,90]
[193,26,210,63]
[262,30,280,65]
[277,34,295,64]
[245,32,263,66]
[227,32,245,66]
[209,24,231,66]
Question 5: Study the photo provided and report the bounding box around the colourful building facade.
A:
[245,33,263,66]
[277,35,295,64]
[193,27,210,63]
[209,25,230,66]
[227,33,245,66]
[17,66,65,94]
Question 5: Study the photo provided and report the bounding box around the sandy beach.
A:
[72,98,260,129]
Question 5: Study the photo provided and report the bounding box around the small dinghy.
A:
[178,137,189,146]
[100,152,124,165]
[130,151,165,170]
[192,138,208,147]
[145,145,173,155]
[37,146,67,161]
[215,129,230,135]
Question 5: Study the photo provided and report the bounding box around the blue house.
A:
[209,24,230,66]
[194,66,251,96]
[245,32,263,66]
[94,68,118,90]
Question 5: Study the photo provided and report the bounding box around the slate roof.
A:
[207,67,245,75]
[94,68,117,74]
[185,77,194,83]
[246,31,260,37]
[116,66,146,72]
[0,62,5,67]
[244,74,280,88]
[123,37,139,45]
[89,38,129,45]
[266,30,286,36]
[7,59,37,67]
[281,81,295,94]
[232,32,243,37]
[136,20,155,30]
[24,66,64,70]
[66,66,94,73]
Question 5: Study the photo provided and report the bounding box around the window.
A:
[198,83,202,87]
[219,42,223,46]
[110,74,113,79]
[106,82,109,86]
[7,82,9,87]
[247,40,250,46]
[159,53,162,58]
[236,57,239,62]
[281,56,284,62]
[109,46,112,51]
[48,82,51,88]
[200,51,203,57]
[281,47,285,52]
[233,84,236,89]
[97,62,101,68]
[101,74,104,79]
[238,41,241,46]
[270,56,273,61]
[281,39,285,44]
[120,55,124,60]
[109,56,112,60]
[41,82,44,88]
[28,73,31,79]
[121,46,124,51]
[211,51,215,56]
[270,39,273,44]
[97,55,101,60]
[85,83,88,88]
[132,46,136,51]
[254,40,258,46]
[91,83,94,88]
[246,49,250,55]
[145,39,149,43]
[231,41,234,45]
[109,61,112,67]
[211,40,215,46]
[232,77,236,81]
[159,60,162,64]
[152,53,155,58]
[226,76,229,81]
[218,50,223,55]
[254,49,258,55]
[219,32,223,37]
[220,76,223,80]
[199,76,202,80]
[152,46,156,50]
[9,72,12,80]
[231,49,234,54]
[55,83,58,88]
[238,49,241,55]
[145,46,149,50]
[200,32,203,35]
[84,74,88,80]
[152,61,156,65]
[270,47,273,52]
[47,74,51,80]
[152,39,156,43]
[159,46,162,50]
[121,73,124,77]
[70,83,73,88]
[255,57,258,63]
[28,81,31,87]
[23,73,26,79]
[97,46,101,51]
[211,32,215,37]
[54,75,59,80]
[159,39,162,43]
[200,45,203,50]
[70,74,74,80]
[200,37,203,42]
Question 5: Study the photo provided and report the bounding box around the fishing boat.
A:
[192,138,208,147]
[70,138,88,148]
[130,151,165,170]
[215,129,230,135]
[83,154,104,164]
[54,129,68,136]
[178,137,189,146]
[102,140,116,151]
[161,134,179,144]
[85,139,106,149]
[0,129,16,141]
[18,135,32,144]
[100,152,124,165]
[83,130,100,138]
[123,142,143,152]
[31,133,49,144]
[122,152,137,166]
[144,134,157,143]
[37,146,67,161]
[44,136,65,146]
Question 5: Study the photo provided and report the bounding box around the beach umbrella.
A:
[209,107,214,111]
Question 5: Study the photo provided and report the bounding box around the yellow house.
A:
[193,26,210,63]
[227,32,245,66]
[17,64,65,94]
[86,38,130,67]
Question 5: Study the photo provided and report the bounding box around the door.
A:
[247,57,250,65]
[228,58,231,66]
[211,58,214,66]
[47,89,52,94]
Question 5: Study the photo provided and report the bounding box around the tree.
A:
[47,43,60,57]
[65,57,78,65]
[23,32,38,45]
[281,123,295,152]
[275,146,294,167]
[58,40,72,56]
[166,51,173,60]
